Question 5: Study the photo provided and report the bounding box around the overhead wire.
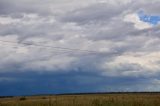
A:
[0,41,96,63]
[0,39,101,55]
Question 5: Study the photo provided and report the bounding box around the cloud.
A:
[102,52,160,77]
[59,3,127,25]
[124,13,153,30]
[0,0,160,95]
[0,0,159,74]
[0,71,160,96]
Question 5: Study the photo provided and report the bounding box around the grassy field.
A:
[0,93,160,106]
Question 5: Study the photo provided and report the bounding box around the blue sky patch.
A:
[138,11,160,25]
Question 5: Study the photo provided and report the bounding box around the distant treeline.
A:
[1,92,160,97]
[0,96,14,98]
[57,92,160,96]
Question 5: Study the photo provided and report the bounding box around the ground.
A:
[0,93,160,106]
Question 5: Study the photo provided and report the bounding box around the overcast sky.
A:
[0,0,160,96]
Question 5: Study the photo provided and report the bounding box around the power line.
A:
[0,40,100,54]
[0,42,91,56]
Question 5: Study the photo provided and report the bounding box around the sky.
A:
[0,0,160,96]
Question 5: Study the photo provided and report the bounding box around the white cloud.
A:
[0,16,20,25]
[0,0,159,80]
[124,13,153,30]
[102,52,160,76]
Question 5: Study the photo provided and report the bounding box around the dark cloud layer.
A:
[1,71,159,96]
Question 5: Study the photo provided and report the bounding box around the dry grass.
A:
[0,93,160,106]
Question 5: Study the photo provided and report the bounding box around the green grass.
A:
[0,93,160,106]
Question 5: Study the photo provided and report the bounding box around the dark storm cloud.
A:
[1,70,159,96]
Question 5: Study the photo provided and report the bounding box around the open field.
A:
[0,93,160,106]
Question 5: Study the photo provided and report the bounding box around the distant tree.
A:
[19,97,26,101]
[42,97,47,99]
